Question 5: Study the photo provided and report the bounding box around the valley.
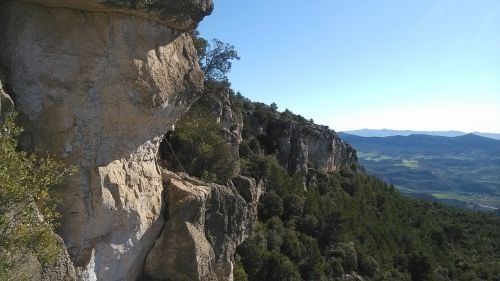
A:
[339,132,500,211]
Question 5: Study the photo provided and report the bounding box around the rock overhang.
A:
[19,0,214,31]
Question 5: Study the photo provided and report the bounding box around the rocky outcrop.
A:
[268,117,357,174]
[244,110,357,175]
[195,86,243,176]
[19,0,213,31]
[0,0,211,280]
[143,171,261,281]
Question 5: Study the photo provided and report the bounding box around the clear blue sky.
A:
[198,0,500,133]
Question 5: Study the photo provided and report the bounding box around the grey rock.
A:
[247,112,358,175]
[194,87,243,176]
[143,171,260,281]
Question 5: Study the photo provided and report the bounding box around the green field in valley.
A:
[342,133,500,211]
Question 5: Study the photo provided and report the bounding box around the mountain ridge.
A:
[342,128,500,140]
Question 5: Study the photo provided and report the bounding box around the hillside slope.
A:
[167,84,500,281]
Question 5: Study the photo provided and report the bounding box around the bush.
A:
[258,192,283,221]
[234,256,249,281]
[168,107,236,183]
[0,113,73,275]
[283,194,304,220]
[265,251,301,281]
[358,252,379,277]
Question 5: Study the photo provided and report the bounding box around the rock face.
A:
[195,87,243,176]
[2,201,77,281]
[244,109,357,175]
[143,171,261,281]
[268,118,357,174]
[20,0,213,31]
[0,0,211,280]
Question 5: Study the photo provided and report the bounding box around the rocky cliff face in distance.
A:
[267,117,358,175]
[240,101,357,175]
[0,0,215,280]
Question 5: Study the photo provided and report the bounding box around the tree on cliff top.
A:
[192,31,240,81]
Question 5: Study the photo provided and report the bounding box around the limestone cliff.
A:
[266,116,358,175]
[242,103,357,175]
[0,0,213,280]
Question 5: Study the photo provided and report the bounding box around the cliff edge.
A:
[0,0,212,280]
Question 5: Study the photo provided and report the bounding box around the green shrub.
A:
[258,192,283,221]
[0,113,74,275]
[169,108,236,183]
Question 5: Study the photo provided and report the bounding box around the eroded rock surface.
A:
[195,86,243,176]
[243,110,357,175]
[0,0,210,280]
[143,171,261,281]
[20,0,213,31]
[268,118,357,174]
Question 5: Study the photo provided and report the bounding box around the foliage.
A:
[165,106,236,184]
[0,113,74,277]
[192,31,240,82]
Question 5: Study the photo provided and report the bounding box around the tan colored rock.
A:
[0,1,205,280]
[143,171,260,281]
[207,88,244,175]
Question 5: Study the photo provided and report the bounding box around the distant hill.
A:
[339,132,500,210]
[342,128,500,140]
[473,132,500,140]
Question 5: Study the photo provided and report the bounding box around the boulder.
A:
[143,171,260,281]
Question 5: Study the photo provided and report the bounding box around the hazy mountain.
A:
[342,128,500,140]
[339,132,500,210]
[473,132,500,140]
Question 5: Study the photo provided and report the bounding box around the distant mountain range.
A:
[342,128,500,140]
[339,132,500,211]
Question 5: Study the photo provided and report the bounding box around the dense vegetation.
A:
[237,160,500,281]
[159,83,237,183]
[340,132,500,211]
[171,35,500,280]
[0,114,73,279]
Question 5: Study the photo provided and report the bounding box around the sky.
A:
[198,0,500,133]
